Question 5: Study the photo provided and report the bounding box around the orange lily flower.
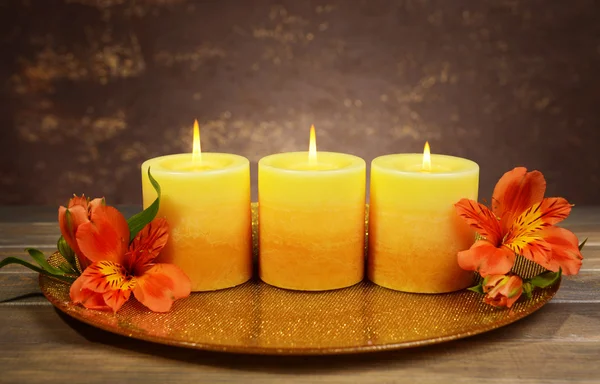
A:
[482,274,523,308]
[69,205,191,312]
[58,195,104,270]
[455,167,583,277]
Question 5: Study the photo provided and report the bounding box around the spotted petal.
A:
[126,218,169,274]
[70,260,135,312]
[506,198,572,240]
[455,199,503,244]
[503,197,572,265]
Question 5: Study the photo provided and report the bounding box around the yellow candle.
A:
[368,143,479,293]
[258,125,366,291]
[141,121,252,291]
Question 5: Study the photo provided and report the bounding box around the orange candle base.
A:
[259,205,365,291]
[367,216,476,293]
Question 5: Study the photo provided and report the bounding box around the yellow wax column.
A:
[141,122,252,292]
[258,148,366,291]
[368,149,479,293]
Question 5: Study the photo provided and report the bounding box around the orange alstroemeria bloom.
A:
[69,206,191,313]
[482,274,523,308]
[58,195,104,270]
[455,167,583,277]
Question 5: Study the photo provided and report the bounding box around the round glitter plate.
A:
[39,206,559,355]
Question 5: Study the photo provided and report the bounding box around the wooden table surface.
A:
[1,206,599,384]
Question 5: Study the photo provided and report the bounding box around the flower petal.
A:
[127,218,169,274]
[484,274,523,308]
[70,260,135,312]
[482,274,507,293]
[537,198,573,226]
[102,289,132,313]
[75,205,130,264]
[537,226,583,275]
[483,294,508,308]
[58,205,89,248]
[58,204,91,269]
[492,167,546,228]
[454,199,503,244]
[503,197,573,262]
[88,198,105,210]
[133,264,191,313]
[512,237,553,269]
[70,274,111,311]
[68,195,89,208]
[83,260,136,292]
[498,275,523,307]
[507,198,572,241]
[458,240,515,277]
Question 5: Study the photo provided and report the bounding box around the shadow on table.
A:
[54,304,563,374]
[0,292,45,303]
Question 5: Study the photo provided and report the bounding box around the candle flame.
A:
[192,119,202,162]
[422,141,431,172]
[308,124,317,165]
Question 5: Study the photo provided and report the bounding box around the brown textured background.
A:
[1,0,599,205]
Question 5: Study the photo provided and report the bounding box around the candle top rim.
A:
[372,153,479,175]
[259,151,365,173]
[142,152,248,174]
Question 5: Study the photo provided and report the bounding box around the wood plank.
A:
[580,246,600,270]
[563,206,600,226]
[0,206,140,223]
[0,342,599,384]
[553,272,600,303]
[0,305,599,383]
[0,223,60,247]
[0,273,47,305]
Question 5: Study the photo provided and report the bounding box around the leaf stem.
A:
[0,257,75,284]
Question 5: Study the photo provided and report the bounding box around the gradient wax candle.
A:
[258,126,366,291]
[368,143,479,293]
[141,121,252,292]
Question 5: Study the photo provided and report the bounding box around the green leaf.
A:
[0,257,75,284]
[127,167,161,242]
[529,269,562,289]
[26,248,64,275]
[522,282,533,299]
[57,236,76,266]
[579,238,588,251]
[468,284,484,294]
[58,262,77,275]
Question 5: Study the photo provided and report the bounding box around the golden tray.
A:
[39,206,559,355]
